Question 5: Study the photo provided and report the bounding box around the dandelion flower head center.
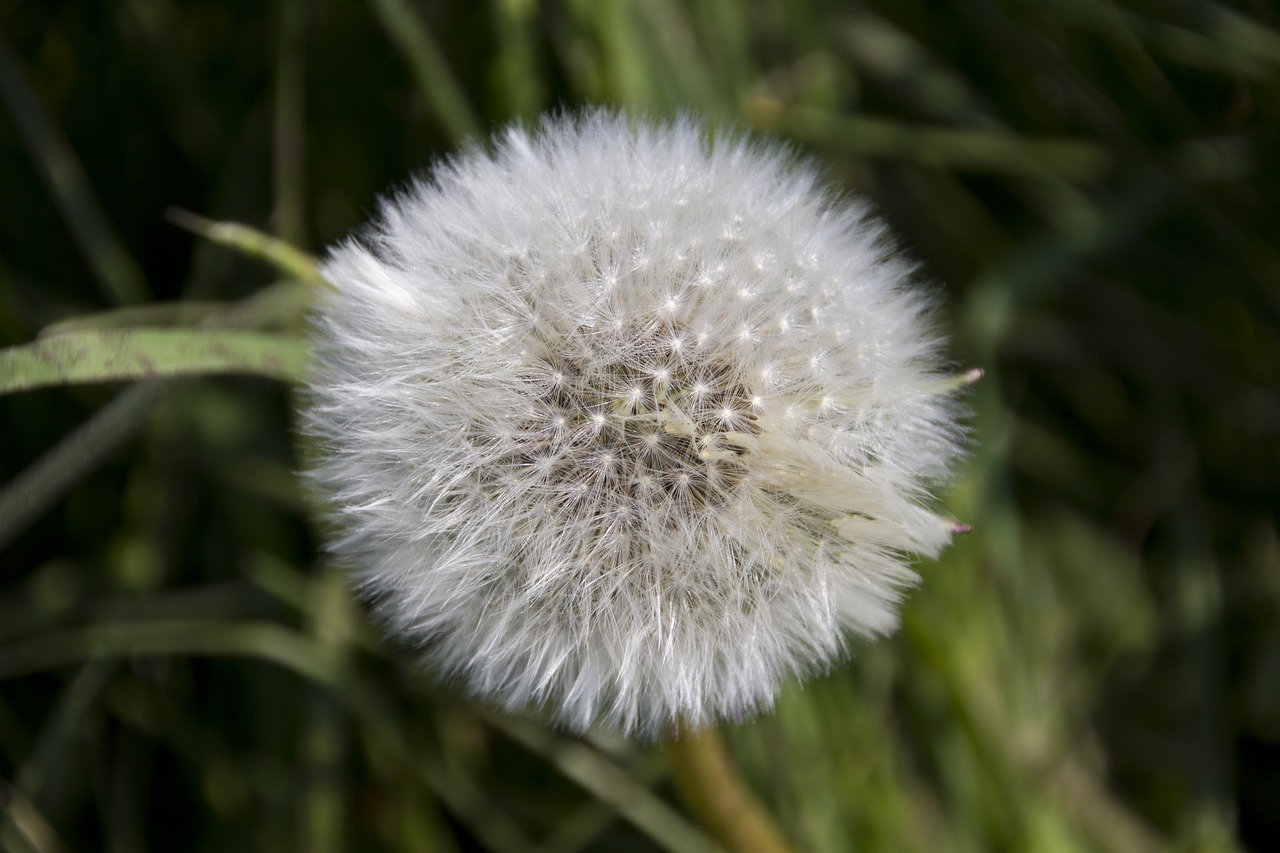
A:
[516,323,760,515]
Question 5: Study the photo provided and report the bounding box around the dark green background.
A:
[1,1,1278,851]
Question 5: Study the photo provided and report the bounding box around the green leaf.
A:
[39,302,227,336]
[36,281,316,338]
[0,328,309,394]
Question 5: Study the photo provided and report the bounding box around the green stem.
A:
[663,721,798,853]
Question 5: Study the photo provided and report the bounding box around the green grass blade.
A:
[166,209,323,282]
[756,105,1111,180]
[37,281,313,338]
[0,383,172,552]
[38,302,229,337]
[490,714,719,853]
[0,621,336,685]
[0,36,148,305]
[272,0,308,245]
[0,328,309,395]
[368,0,482,143]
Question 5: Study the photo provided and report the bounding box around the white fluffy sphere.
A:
[304,112,966,738]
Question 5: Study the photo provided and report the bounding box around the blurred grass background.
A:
[1,0,1279,850]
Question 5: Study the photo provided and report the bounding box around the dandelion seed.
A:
[303,112,968,739]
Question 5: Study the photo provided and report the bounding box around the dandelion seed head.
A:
[304,112,966,738]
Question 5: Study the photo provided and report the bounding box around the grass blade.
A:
[0,329,309,395]
[0,36,147,305]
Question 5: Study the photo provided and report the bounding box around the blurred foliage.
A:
[2,0,1279,851]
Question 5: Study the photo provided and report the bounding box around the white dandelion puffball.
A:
[305,112,967,738]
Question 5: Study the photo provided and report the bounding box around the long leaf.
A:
[0,328,309,394]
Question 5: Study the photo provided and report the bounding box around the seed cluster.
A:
[512,331,759,518]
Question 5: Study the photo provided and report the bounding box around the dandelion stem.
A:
[664,721,798,853]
